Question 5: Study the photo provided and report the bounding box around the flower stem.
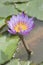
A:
[18,34,31,59]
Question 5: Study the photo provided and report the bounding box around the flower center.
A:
[14,22,28,32]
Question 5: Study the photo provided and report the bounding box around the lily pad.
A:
[0,50,8,64]
[0,0,29,3]
[15,0,43,20]
[0,3,18,17]
[5,59,31,65]
[0,18,5,28]
[0,33,19,64]
[6,59,20,65]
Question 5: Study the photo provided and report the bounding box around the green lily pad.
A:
[0,0,29,3]
[15,0,43,20]
[20,61,31,65]
[0,18,5,28]
[5,59,31,65]
[0,50,8,64]
[0,0,29,18]
[5,35,20,59]
[6,59,20,65]
[0,33,19,64]
[0,3,18,17]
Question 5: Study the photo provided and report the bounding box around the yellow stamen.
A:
[14,24,20,32]
[19,22,27,31]
[14,22,28,32]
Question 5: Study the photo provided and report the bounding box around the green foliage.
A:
[0,3,18,18]
[15,0,43,20]
[5,35,20,60]
[0,0,43,65]
[0,33,19,64]
[5,59,31,65]
[0,0,43,20]
[6,59,20,65]
[0,0,29,3]
[39,62,43,65]
[0,50,8,64]
[0,18,5,28]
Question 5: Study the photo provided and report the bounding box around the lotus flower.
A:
[7,12,34,35]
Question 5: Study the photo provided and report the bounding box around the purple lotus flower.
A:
[7,12,34,35]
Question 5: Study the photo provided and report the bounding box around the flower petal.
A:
[8,29,16,34]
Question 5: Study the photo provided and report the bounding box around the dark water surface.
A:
[15,20,43,63]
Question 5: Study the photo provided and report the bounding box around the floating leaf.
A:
[6,59,20,65]
[20,61,31,65]
[0,50,8,64]
[0,0,29,18]
[0,33,19,64]
[15,0,43,20]
[0,0,29,3]
[5,59,31,65]
[0,15,12,34]
[0,3,18,18]
[5,35,20,59]
[0,18,5,28]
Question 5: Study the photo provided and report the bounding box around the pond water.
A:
[15,20,43,63]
